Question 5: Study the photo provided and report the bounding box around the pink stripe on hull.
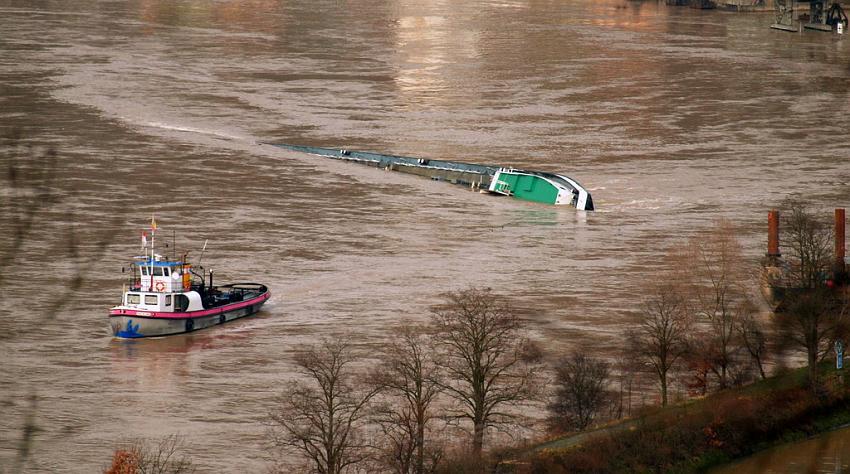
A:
[109,292,270,319]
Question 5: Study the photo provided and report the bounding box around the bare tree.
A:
[104,435,195,474]
[772,201,849,385]
[737,309,769,380]
[679,220,755,390]
[547,351,611,432]
[612,347,642,419]
[371,328,443,474]
[780,201,834,290]
[430,288,542,458]
[268,339,379,474]
[2,131,112,472]
[630,285,690,406]
[0,130,59,288]
[775,287,849,385]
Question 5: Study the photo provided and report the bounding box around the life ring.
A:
[154,281,166,292]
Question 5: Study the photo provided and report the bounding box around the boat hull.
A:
[490,169,593,210]
[109,288,270,338]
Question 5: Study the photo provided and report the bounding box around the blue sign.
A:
[836,340,844,370]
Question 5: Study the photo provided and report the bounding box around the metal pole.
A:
[768,210,781,257]
[836,209,846,268]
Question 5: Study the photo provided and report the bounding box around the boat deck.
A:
[269,144,497,188]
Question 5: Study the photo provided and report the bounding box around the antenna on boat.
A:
[198,239,209,269]
[150,215,157,291]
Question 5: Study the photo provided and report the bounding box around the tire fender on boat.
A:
[185,319,194,332]
[219,314,226,324]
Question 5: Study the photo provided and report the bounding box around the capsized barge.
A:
[268,144,593,210]
[109,222,270,338]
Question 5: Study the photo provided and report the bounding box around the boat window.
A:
[127,294,140,305]
[144,294,158,305]
[141,267,148,276]
[174,294,189,312]
[153,267,164,276]
[165,295,172,306]
[163,267,170,277]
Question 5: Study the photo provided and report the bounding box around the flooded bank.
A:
[711,425,850,474]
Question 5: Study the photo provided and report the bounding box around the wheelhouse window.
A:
[127,294,140,305]
[165,295,172,306]
[163,267,170,277]
[153,267,164,276]
[141,267,149,276]
[144,294,158,305]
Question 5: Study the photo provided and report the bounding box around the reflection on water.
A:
[108,327,260,388]
[712,426,850,474]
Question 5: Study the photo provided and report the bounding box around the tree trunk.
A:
[756,355,767,380]
[660,372,668,406]
[472,421,484,458]
[415,411,425,474]
[808,346,819,387]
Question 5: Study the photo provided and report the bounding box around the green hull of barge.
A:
[490,172,560,204]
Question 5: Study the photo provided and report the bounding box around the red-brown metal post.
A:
[837,208,846,268]
[768,210,780,257]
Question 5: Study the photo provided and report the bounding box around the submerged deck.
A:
[269,144,498,188]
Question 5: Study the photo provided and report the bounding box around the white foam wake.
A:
[139,121,245,141]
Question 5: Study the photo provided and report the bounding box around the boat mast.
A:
[150,214,157,291]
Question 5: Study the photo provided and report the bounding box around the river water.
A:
[1,0,849,471]
[711,425,850,474]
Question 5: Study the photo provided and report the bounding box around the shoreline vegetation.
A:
[509,361,850,473]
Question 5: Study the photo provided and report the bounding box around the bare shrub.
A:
[103,435,194,474]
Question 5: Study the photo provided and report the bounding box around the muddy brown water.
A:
[1,0,849,471]
[710,425,850,474]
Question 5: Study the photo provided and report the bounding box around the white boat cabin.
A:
[122,257,204,312]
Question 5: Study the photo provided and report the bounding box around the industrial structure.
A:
[763,208,849,303]
[771,0,848,32]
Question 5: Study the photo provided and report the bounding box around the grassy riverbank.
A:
[510,363,850,473]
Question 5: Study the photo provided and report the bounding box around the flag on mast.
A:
[141,231,148,248]
[151,215,158,232]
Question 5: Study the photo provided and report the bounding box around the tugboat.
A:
[109,219,271,338]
